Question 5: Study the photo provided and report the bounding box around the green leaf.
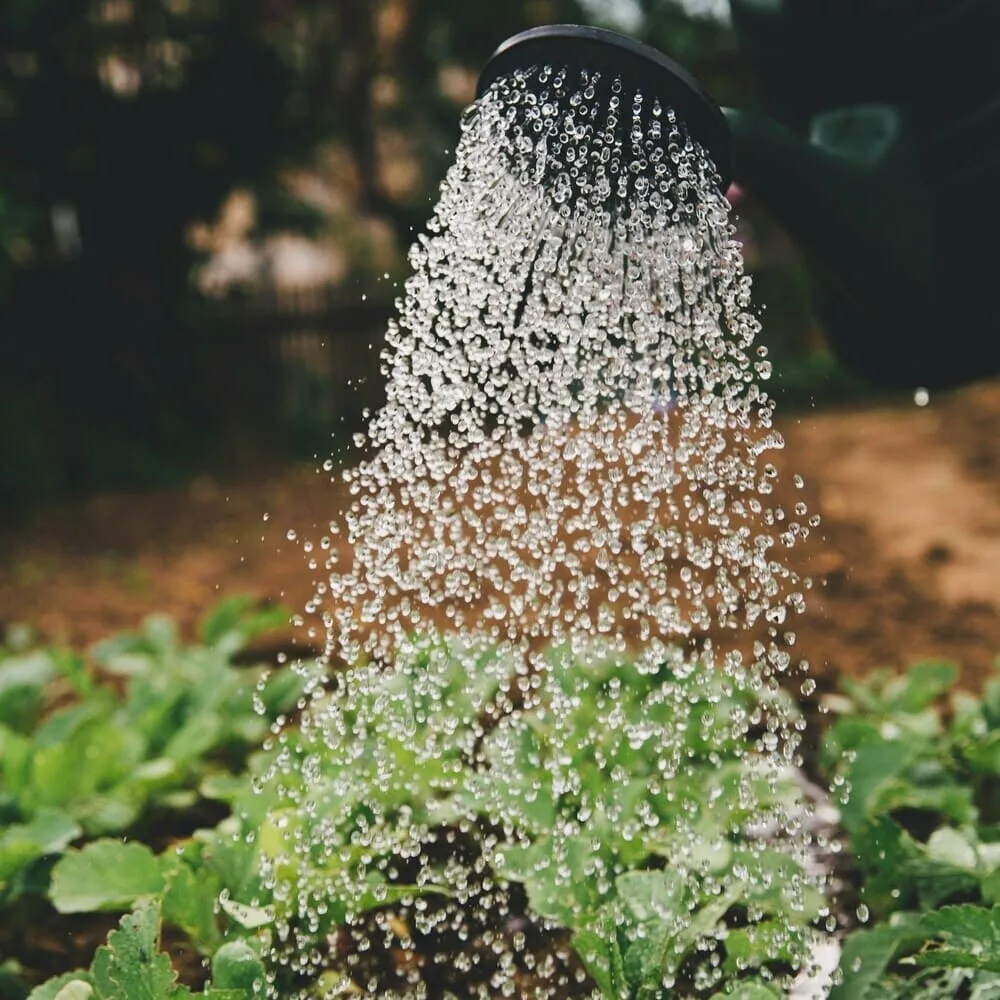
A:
[622,933,661,991]
[27,719,145,826]
[161,713,224,768]
[0,650,56,692]
[850,818,920,916]
[200,597,255,647]
[0,809,81,886]
[840,738,919,834]
[32,700,111,748]
[218,896,274,930]
[906,856,982,911]
[90,631,154,677]
[829,919,926,1000]
[0,724,33,797]
[983,675,1000,730]
[50,840,165,913]
[959,733,1000,778]
[497,837,609,927]
[26,973,95,1000]
[190,826,264,903]
[92,901,187,999]
[870,775,975,829]
[0,651,55,731]
[898,662,959,713]
[199,773,248,805]
[969,970,1000,998]
[617,869,688,925]
[162,861,222,952]
[925,828,979,870]
[615,869,732,990]
[210,940,264,994]
[910,950,1000,973]
[913,905,1000,973]
[352,876,450,919]
[856,967,972,999]
[51,649,95,698]
[0,958,29,1000]
[722,920,805,977]
[199,596,288,655]
[573,925,624,999]
[255,668,306,716]
[143,615,178,656]
[120,683,188,756]
[72,794,146,838]
[51,984,93,1000]
[820,717,883,772]
[982,870,1000,906]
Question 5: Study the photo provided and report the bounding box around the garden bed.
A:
[3,603,1000,998]
[1,381,999,998]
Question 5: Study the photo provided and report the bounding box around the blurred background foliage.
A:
[0,0,830,513]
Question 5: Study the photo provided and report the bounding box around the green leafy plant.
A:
[20,609,1000,1000]
[470,648,823,997]
[824,659,1000,998]
[26,898,259,999]
[251,640,824,998]
[35,637,823,998]
[0,598,303,905]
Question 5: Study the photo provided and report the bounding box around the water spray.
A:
[260,19,833,997]
[479,6,1000,391]
[477,24,732,195]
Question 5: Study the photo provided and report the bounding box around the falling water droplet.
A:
[256,61,829,998]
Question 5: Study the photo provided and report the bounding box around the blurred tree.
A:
[0,0,601,507]
[0,0,747,509]
[0,0,311,504]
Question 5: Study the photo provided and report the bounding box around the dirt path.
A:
[2,380,999,687]
[777,380,1000,685]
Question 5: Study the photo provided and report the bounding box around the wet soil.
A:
[3,381,998,688]
[2,378,999,994]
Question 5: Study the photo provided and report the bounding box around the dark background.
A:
[0,0,827,513]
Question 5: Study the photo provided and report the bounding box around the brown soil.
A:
[2,380,999,689]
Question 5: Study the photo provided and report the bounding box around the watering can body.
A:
[727,0,1000,389]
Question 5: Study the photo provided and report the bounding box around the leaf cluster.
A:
[27,898,260,1000]
[254,641,822,998]
[0,597,302,903]
[824,660,1000,998]
[24,614,1000,1000]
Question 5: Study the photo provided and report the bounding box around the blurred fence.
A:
[204,286,391,436]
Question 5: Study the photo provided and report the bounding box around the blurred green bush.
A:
[0,1,835,511]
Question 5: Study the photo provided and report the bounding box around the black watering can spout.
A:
[725,0,1000,390]
[723,103,936,387]
[480,4,1000,390]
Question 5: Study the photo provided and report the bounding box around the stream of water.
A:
[258,61,831,999]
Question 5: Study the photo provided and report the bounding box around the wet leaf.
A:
[50,840,164,913]
[829,918,925,1000]
[913,905,1000,973]
[91,900,188,999]
[26,973,95,1000]
[162,860,222,952]
[840,738,919,835]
